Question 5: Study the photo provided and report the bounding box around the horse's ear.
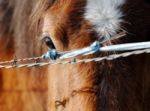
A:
[85,0,125,40]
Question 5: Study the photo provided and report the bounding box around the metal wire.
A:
[0,48,150,69]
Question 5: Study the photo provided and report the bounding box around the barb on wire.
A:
[99,31,126,44]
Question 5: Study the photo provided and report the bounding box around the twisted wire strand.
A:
[0,56,42,65]
[0,48,150,69]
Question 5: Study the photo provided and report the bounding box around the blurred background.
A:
[0,0,48,111]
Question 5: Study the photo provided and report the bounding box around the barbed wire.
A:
[0,48,150,69]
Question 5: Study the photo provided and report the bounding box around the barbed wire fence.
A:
[0,41,150,69]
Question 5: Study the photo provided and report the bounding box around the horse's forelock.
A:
[31,0,56,31]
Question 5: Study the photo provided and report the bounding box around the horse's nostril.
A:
[42,36,56,49]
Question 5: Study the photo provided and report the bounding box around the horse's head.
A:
[34,0,126,111]
[32,0,147,111]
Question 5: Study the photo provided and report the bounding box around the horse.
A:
[0,0,150,111]
[32,0,150,111]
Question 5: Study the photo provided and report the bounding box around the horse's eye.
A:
[42,36,56,49]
